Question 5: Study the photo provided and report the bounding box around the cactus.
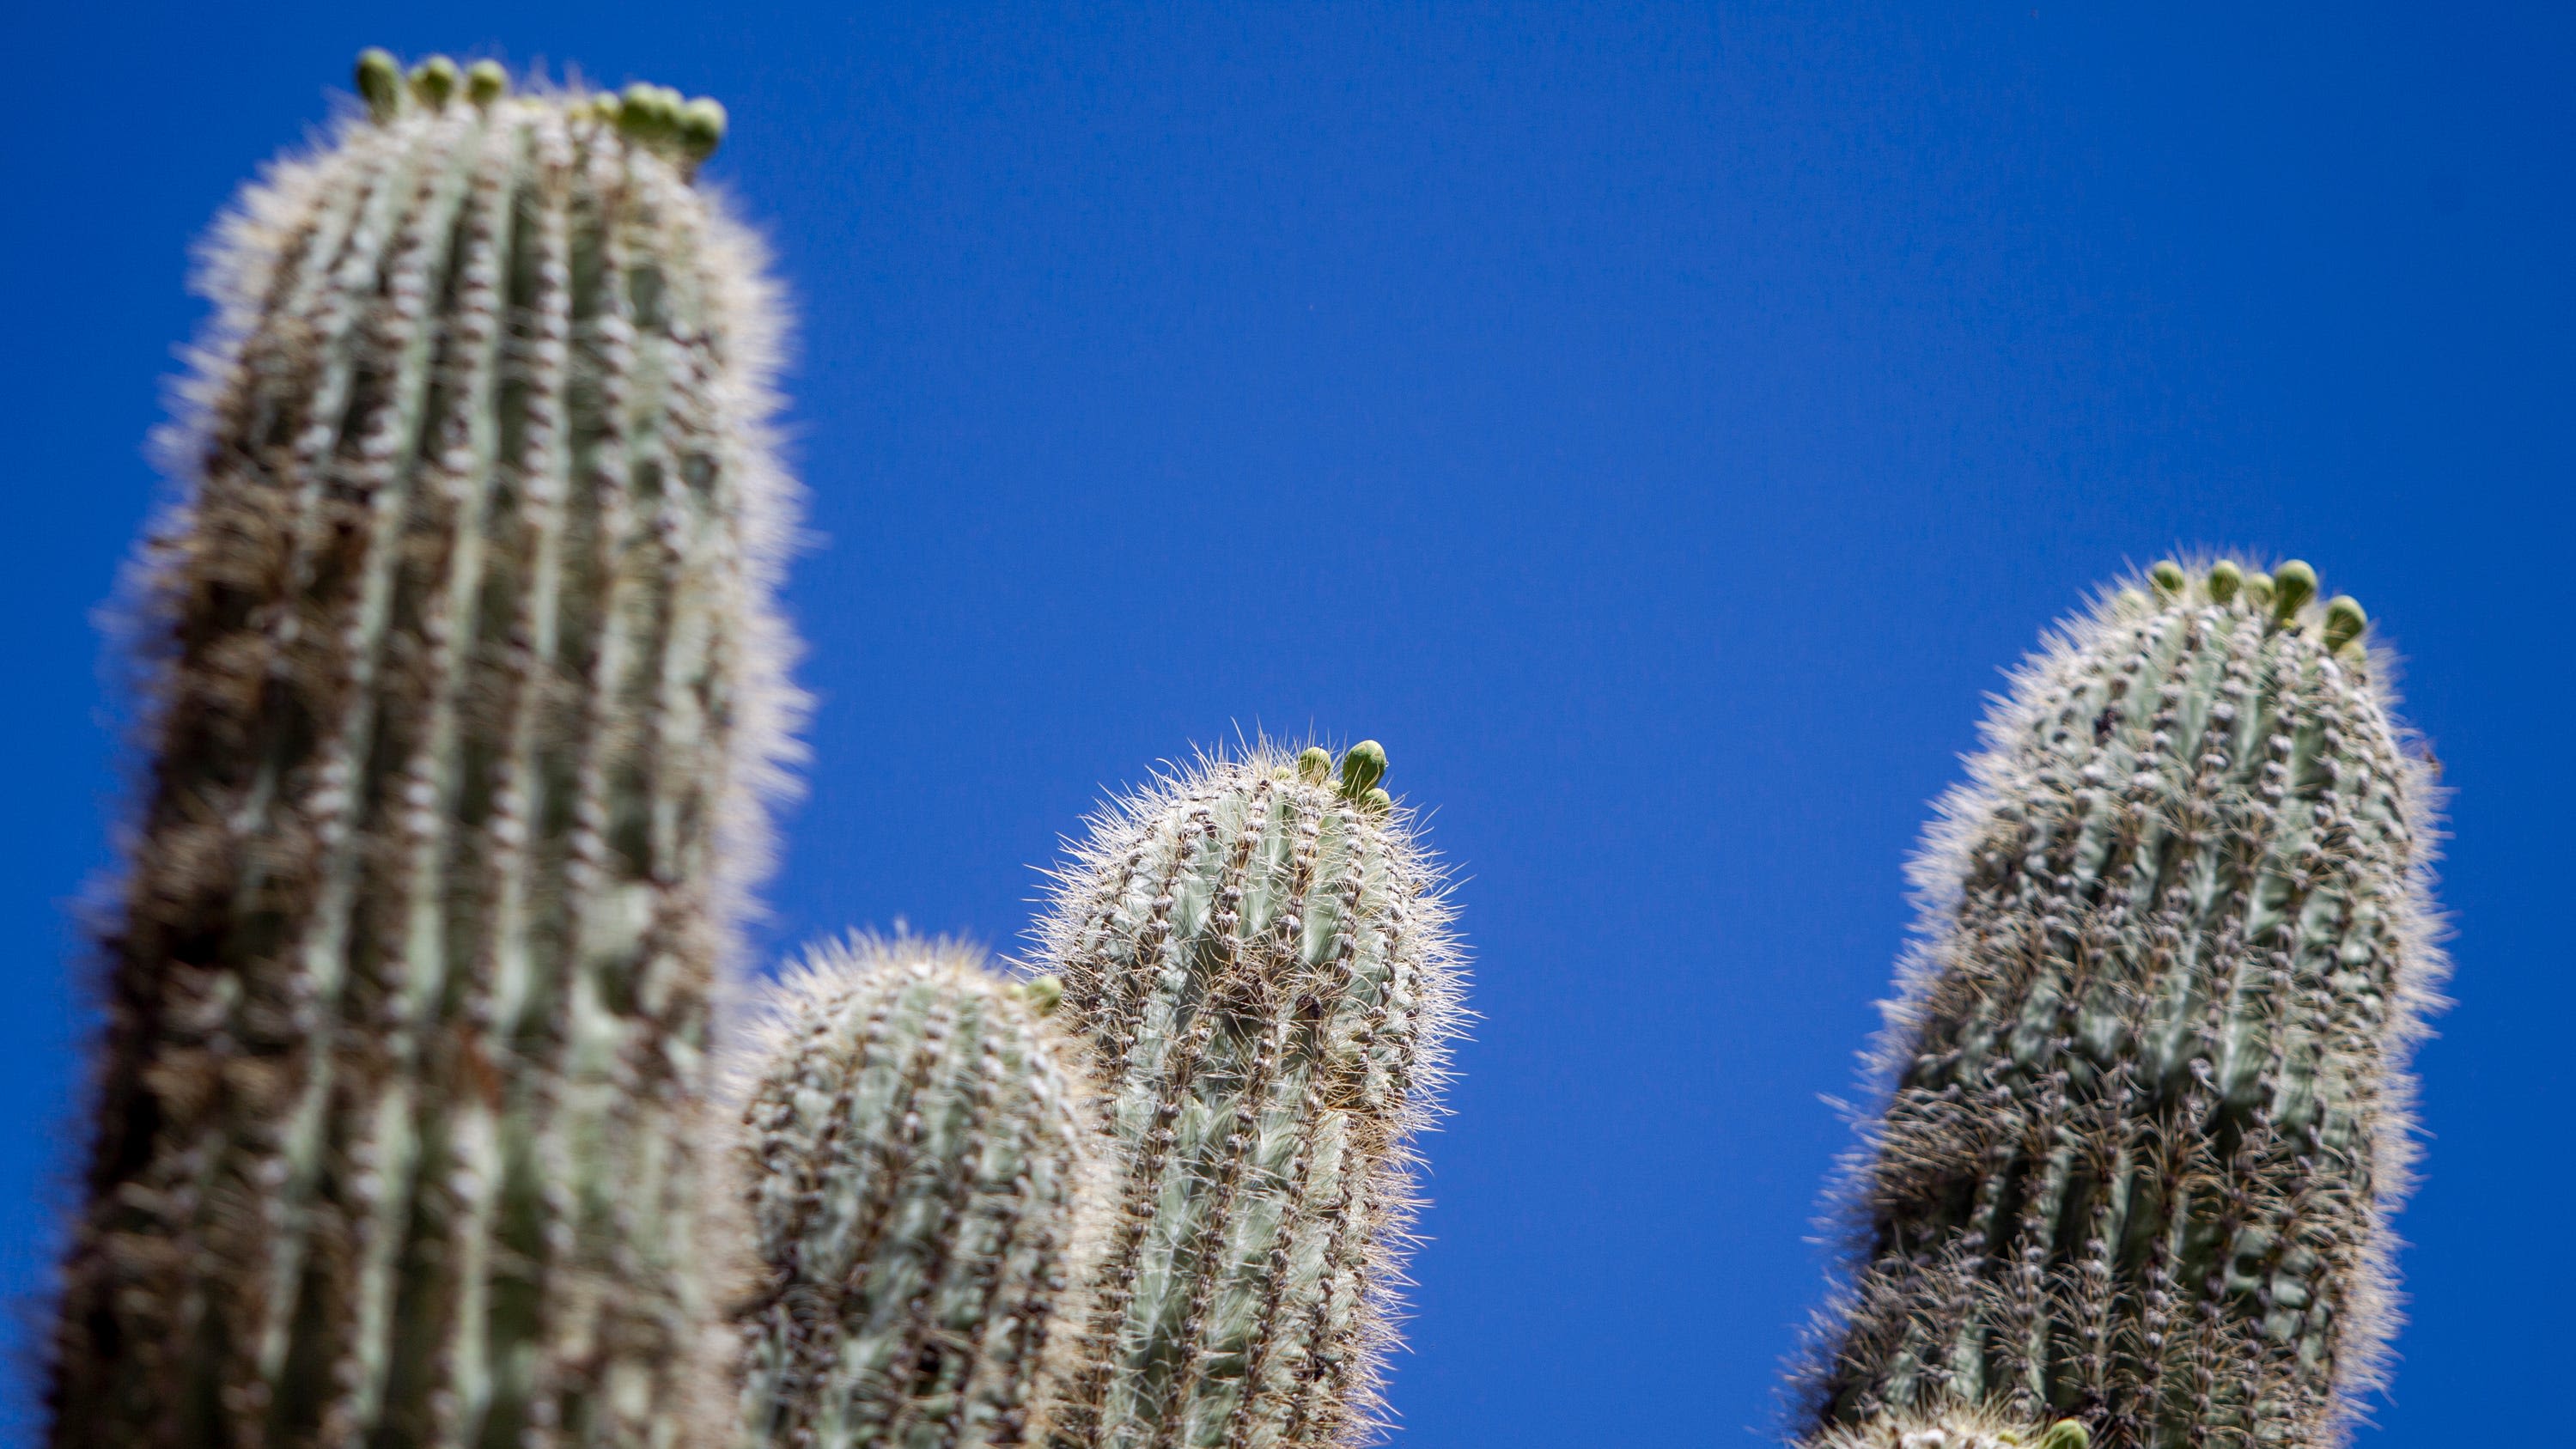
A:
[51,53,801,1449]
[731,939,1097,1449]
[1809,1406,2092,1449]
[1793,561,2445,1449]
[1033,744,1465,1449]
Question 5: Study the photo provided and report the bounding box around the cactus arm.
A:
[1036,744,1465,1449]
[1793,560,2444,1449]
[730,941,1095,1449]
[50,57,799,1449]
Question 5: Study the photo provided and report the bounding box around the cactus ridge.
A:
[731,938,1099,1449]
[1793,558,2445,1449]
[53,60,801,1449]
[1032,743,1466,1449]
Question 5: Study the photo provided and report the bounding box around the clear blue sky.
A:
[3,4,2567,1445]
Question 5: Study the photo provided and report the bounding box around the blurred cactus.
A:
[1793,560,2445,1449]
[1033,744,1466,1449]
[50,53,801,1449]
[1810,1405,2092,1449]
[731,940,1096,1449]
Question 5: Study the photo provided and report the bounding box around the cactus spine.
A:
[1034,745,1465,1449]
[1795,561,2443,1449]
[52,54,799,1449]
[732,940,1095,1449]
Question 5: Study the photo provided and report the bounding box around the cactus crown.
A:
[348,50,730,170]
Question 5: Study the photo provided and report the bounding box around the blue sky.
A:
[3,4,2569,1445]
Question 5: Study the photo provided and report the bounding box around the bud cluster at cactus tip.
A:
[355,48,727,167]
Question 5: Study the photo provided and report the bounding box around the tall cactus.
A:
[730,939,1096,1449]
[51,53,801,1449]
[1034,743,1466,1449]
[1793,560,2445,1449]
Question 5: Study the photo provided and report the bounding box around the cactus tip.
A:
[1295,746,1333,785]
[677,96,728,161]
[1338,740,1388,797]
[465,59,508,106]
[356,47,404,122]
[408,55,459,110]
[2272,558,2318,618]
[2323,594,2367,652]
[2149,560,2186,595]
[2034,1422,2089,1449]
[2207,558,2243,603]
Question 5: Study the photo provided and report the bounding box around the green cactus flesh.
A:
[733,941,1094,1449]
[1798,561,2442,1449]
[1035,746,1465,1449]
[50,60,801,1449]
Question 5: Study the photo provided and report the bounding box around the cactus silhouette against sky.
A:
[50,53,801,1449]
[1794,560,2444,1449]
[1033,744,1465,1449]
[731,939,1096,1449]
[40,36,2476,1449]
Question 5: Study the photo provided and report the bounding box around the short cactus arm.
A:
[730,941,1096,1449]
[1033,743,1466,1449]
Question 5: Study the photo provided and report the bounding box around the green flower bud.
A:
[2273,558,2318,620]
[466,59,509,107]
[2246,571,2275,608]
[356,48,404,124]
[2323,594,2367,653]
[408,55,459,110]
[1296,746,1333,785]
[2150,560,2186,595]
[2208,558,2243,603]
[1338,740,1388,797]
[1019,973,1064,1017]
[618,82,681,143]
[2035,1421,2090,1449]
[1361,786,1393,817]
[2115,587,2151,616]
[677,96,728,161]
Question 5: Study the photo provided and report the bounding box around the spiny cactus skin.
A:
[731,940,1096,1449]
[1036,745,1465,1449]
[52,55,800,1449]
[1810,1405,2091,1449]
[1798,561,2443,1449]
